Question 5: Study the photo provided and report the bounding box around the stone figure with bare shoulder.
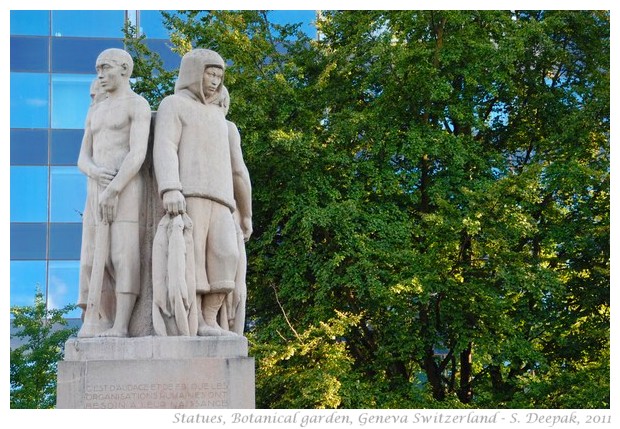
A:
[77,48,151,338]
[153,49,253,336]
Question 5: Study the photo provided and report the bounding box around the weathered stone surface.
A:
[77,48,252,338]
[57,337,254,409]
[60,48,255,410]
[64,335,248,360]
[128,114,163,337]
[153,49,252,337]
[77,48,152,338]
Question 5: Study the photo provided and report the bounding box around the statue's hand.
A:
[163,190,186,216]
[241,216,253,242]
[94,166,117,187]
[98,187,118,224]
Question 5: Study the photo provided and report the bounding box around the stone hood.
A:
[174,49,225,105]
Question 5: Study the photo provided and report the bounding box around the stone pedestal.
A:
[57,336,254,409]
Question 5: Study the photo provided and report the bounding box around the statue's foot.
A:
[98,327,129,338]
[197,323,237,337]
[198,325,222,336]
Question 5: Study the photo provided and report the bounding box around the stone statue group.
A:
[76,48,252,339]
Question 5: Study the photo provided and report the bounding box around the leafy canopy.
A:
[10,289,78,409]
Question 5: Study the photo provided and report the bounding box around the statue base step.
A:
[56,336,255,409]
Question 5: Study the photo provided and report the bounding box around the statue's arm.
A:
[104,97,151,196]
[97,97,151,222]
[229,121,252,241]
[153,97,183,195]
[77,110,115,186]
[77,112,95,175]
[153,97,185,215]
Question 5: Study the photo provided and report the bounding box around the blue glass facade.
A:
[9,10,178,317]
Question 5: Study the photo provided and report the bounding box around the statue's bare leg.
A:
[99,221,139,337]
[99,292,137,337]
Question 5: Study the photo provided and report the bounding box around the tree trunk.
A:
[420,307,445,400]
[457,342,473,403]
[423,345,445,401]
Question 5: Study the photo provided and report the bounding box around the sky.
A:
[269,10,317,38]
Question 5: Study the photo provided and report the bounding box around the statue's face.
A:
[89,79,107,104]
[95,57,125,94]
[202,66,223,100]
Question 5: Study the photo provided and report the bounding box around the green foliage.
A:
[251,310,359,408]
[126,10,609,408]
[510,337,610,408]
[10,288,78,408]
[123,22,177,109]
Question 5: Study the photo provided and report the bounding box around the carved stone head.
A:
[175,49,226,104]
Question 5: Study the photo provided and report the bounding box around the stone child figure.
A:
[214,86,252,335]
[89,78,107,105]
[153,49,253,336]
[77,48,151,337]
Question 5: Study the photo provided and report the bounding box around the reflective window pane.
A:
[51,129,83,165]
[11,129,48,165]
[51,74,95,129]
[145,39,181,71]
[10,72,49,128]
[10,166,48,222]
[11,223,47,260]
[11,36,49,72]
[52,10,126,38]
[127,10,138,27]
[139,10,174,39]
[10,261,47,308]
[10,10,50,36]
[48,261,81,318]
[52,38,124,74]
[49,223,82,260]
[51,167,87,222]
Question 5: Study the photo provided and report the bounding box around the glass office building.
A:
[9,10,181,318]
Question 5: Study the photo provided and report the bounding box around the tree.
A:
[10,289,78,408]
[125,10,609,408]
[312,10,609,407]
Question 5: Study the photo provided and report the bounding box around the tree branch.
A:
[270,283,301,340]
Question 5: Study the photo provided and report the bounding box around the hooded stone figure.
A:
[153,49,252,336]
[173,49,226,103]
[155,49,234,208]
